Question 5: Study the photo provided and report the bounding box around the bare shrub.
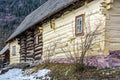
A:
[59,15,105,70]
[44,42,57,63]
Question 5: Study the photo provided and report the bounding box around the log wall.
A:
[34,27,43,61]
[19,27,42,64]
[9,39,20,64]
[42,0,106,60]
[19,35,27,63]
[105,0,120,54]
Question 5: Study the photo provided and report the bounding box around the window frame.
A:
[75,14,85,36]
[12,46,16,56]
[35,35,39,44]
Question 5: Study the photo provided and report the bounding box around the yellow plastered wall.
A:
[42,0,106,60]
[9,39,20,64]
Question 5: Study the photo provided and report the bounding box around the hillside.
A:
[0,0,48,50]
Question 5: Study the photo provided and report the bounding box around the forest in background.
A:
[0,0,48,50]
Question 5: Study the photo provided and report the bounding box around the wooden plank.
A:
[34,50,42,55]
[35,43,43,47]
[34,56,41,60]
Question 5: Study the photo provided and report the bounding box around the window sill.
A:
[75,32,84,36]
[12,54,16,56]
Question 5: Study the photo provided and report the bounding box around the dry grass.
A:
[33,63,120,80]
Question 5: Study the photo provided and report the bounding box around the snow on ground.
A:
[0,68,50,80]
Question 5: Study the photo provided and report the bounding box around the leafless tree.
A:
[59,16,105,68]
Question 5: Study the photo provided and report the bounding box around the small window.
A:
[75,14,84,36]
[35,36,39,44]
[50,19,56,30]
[12,46,16,55]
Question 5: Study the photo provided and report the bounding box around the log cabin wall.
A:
[105,0,120,54]
[9,39,20,64]
[19,34,27,63]
[34,27,43,61]
[19,27,43,64]
[4,50,10,66]
[0,51,10,67]
[42,0,106,60]
[26,29,34,63]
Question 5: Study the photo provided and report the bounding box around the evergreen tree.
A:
[0,0,48,50]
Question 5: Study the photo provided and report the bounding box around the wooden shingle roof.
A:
[7,0,78,42]
[0,45,8,55]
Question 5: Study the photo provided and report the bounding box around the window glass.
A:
[12,46,16,55]
[75,14,84,36]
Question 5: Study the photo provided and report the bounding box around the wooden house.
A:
[0,45,9,67]
[6,0,120,64]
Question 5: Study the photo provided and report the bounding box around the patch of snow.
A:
[0,69,23,80]
[37,69,50,77]
[0,68,50,80]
